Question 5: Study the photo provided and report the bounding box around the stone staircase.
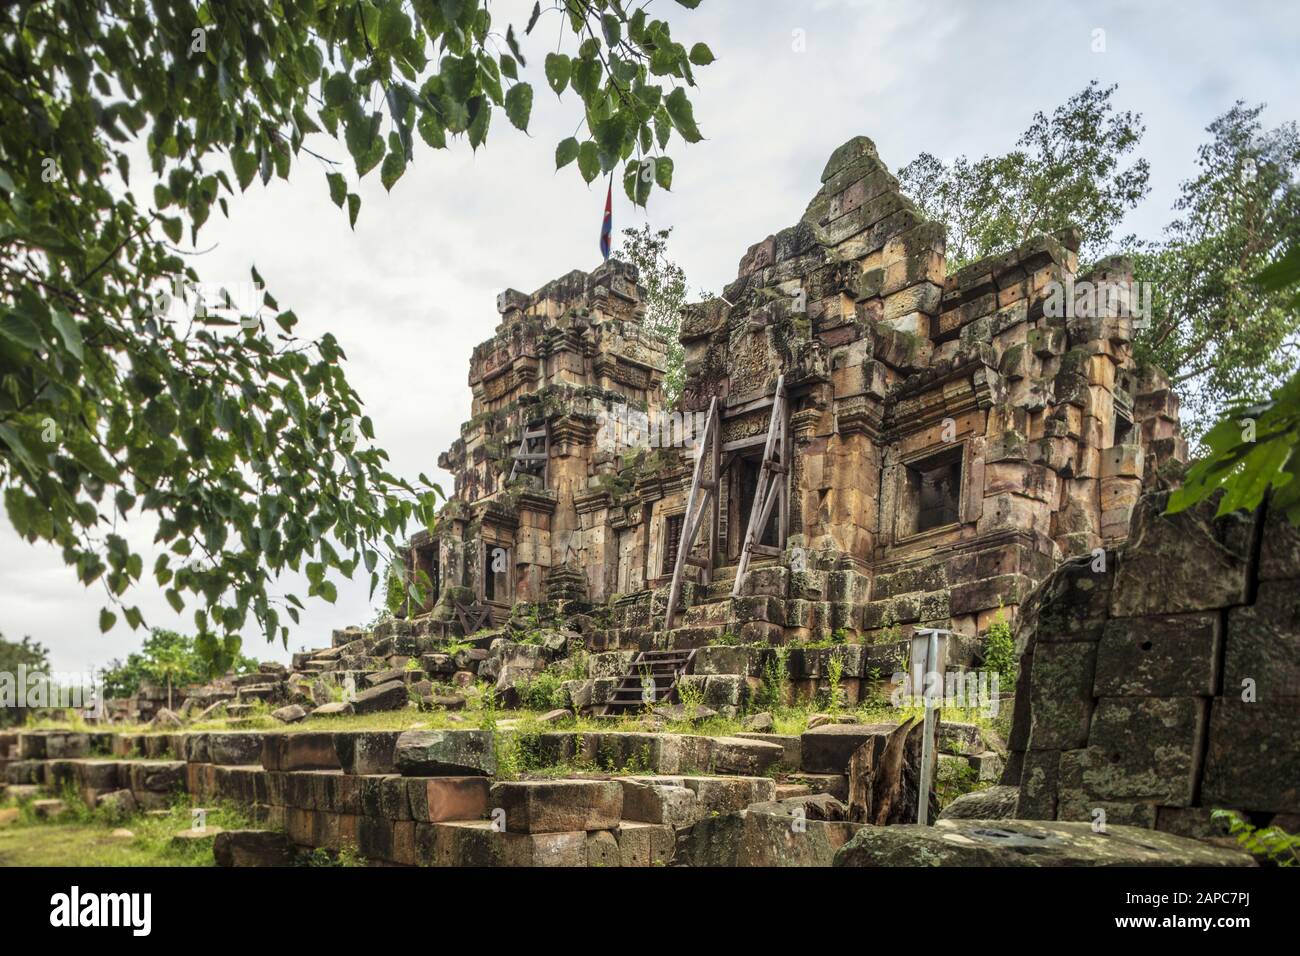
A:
[600,649,697,716]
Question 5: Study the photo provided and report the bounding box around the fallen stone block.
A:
[207,733,265,766]
[213,829,295,866]
[672,775,776,812]
[735,731,800,769]
[395,730,495,777]
[128,761,186,794]
[586,830,620,867]
[4,760,44,785]
[675,808,860,866]
[311,701,354,717]
[489,779,622,834]
[95,789,138,820]
[708,736,784,775]
[618,779,700,826]
[172,826,224,848]
[833,819,1256,867]
[271,704,308,724]
[351,680,410,714]
[263,732,340,772]
[800,723,897,773]
[32,798,67,820]
[333,731,403,775]
[407,776,490,823]
[937,784,1018,820]
[616,821,674,866]
[417,820,587,866]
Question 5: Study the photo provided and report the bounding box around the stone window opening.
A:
[900,447,963,537]
[1113,412,1135,447]
[662,513,685,576]
[483,543,511,604]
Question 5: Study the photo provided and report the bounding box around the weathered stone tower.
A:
[409,135,1185,689]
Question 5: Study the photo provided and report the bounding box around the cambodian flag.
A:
[599,178,613,261]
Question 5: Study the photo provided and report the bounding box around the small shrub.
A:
[824,652,845,713]
[758,647,789,710]
[676,678,705,713]
[983,608,1017,684]
[1212,809,1299,866]
[516,670,565,711]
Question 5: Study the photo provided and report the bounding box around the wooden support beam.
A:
[732,376,789,599]
[665,399,721,630]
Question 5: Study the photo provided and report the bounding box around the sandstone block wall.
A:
[1004,490,1300,836]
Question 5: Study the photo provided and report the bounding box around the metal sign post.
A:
[911,627,950,826]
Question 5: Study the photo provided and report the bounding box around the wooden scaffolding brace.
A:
[731,374,789,598]
[664,397,721,631]
[508,421,548,483]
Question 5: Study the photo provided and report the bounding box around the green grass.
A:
[0,789,262,867]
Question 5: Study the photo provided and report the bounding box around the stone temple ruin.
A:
[405,134,1186,710]
[3,136,1294,868]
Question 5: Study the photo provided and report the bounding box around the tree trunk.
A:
[846,717,941,826]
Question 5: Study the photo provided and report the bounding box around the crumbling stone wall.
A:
[423,261,669,618]
[665,134,1181,645]
[412,134,1185,664]
[1004,490,1299,836]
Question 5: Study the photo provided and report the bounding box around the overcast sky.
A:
[4,0,1298,677]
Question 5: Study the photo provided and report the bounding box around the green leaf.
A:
[467,96,490,149]
[571,57,602,99]
[231,150,257,191]
[688,42,715,66]
[162,217,183,244]
[577,141,600,184]
[378,4,412,48]
[327,172,347,208]
[505,24,526,68]
[504,82,533,131]
[348,193,361,228]
[99,608,116,633]
[653,155,674,190]
[555,136,580,169]
[601,14,621,46]
[418,111,447,148]
[51,308,84,361]
[381,150,407,191]
[1257,244,1300,292]
[545,53,571,96]
[665,88,702,142]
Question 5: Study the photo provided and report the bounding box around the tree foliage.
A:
[99,627,258,699]
[0,631,50,726]
[0,1,710,646]
[615,223,703,404]
[898,81,1150,267]
[1168,241,1300,525]
[1133,103,1300,428]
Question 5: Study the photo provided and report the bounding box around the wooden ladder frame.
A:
[731,374,789,599]
[664,397,721,630]
[508,421,549,483]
